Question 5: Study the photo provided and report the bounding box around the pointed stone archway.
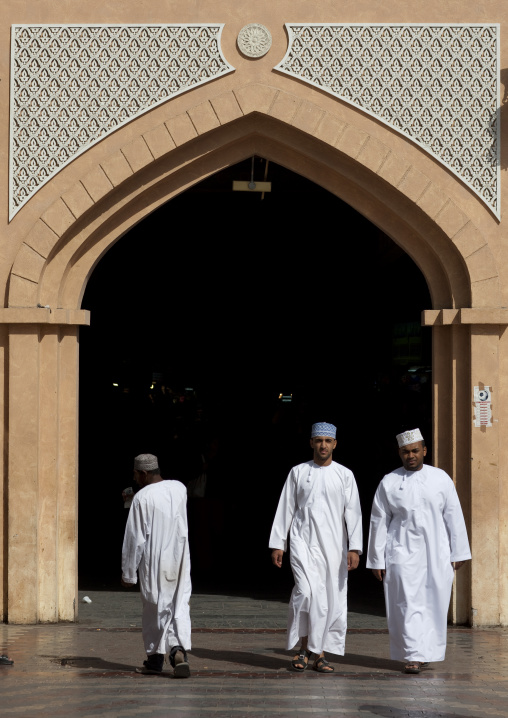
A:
[2,83,505,625]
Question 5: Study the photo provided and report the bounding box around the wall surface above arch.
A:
[9,22,499,219]
[1,1,505,310]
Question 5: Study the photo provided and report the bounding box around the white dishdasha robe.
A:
[122,480,192,655]
[366,465,471,663]
[269,460,363,656]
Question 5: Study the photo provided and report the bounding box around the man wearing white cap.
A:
[121,454,192,677]
[367,429,471,674]
[269,422,363,673]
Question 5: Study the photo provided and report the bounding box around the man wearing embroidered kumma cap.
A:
[367,429,471,674]
[269,422,363,674]
[121,454,192,677]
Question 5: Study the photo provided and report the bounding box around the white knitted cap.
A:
[396,428,424,448]
[133,454,159,471]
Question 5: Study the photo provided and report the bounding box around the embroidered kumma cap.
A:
[133,453,159,471]
[311,422,337,439]
[396,428,424,448]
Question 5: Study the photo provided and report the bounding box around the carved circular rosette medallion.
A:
[237,24,272,58]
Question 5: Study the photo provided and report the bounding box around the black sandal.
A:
[291,649,311,672]
[135,652,164,674]
[169,645,190,678]
[0,655,13,666]
[404,662,421,674]
[313,656,334,673]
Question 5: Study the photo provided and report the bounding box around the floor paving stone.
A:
[0,589,507,717]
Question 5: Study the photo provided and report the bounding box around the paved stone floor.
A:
[1,589,507,717]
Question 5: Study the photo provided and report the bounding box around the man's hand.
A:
[452,561,466,571]
[271,549,283,568]
[121,578,135,588]
[372,568,386,581]
[347,550,360,571]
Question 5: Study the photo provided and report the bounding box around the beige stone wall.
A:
[0,0,507,623]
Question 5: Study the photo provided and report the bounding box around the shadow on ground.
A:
[190,647,289,671]
[359,706,482,718]
[271,647,401,672]
[47,656,138,672]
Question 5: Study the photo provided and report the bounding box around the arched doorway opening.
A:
[5,94,500,625]
[78,157,432,605]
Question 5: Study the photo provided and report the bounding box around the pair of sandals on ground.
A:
[136,645,190,678]
[292,647,334,673]
[292,648,429,675]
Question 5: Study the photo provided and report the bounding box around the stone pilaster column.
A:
[431,321,471,625]
[424,309,508,627]
[2,308,89,623]
[0,325,7,622]
[469,325,501,626]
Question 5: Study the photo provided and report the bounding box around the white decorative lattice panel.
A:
[275,24,500,217]
[10,24,234,219]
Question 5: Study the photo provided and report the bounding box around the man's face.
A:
[310,435,337,465]
[399,441,427,471]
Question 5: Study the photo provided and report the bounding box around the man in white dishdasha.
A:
[121,454,192,677]
[367,429,471,674]
[269,422,362,673]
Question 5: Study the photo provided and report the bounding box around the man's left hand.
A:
[347,550,360,571]
[121,578,135,588]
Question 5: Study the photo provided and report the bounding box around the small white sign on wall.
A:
[473,386,492,427]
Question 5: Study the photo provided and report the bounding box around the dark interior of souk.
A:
[78,157,432,613]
